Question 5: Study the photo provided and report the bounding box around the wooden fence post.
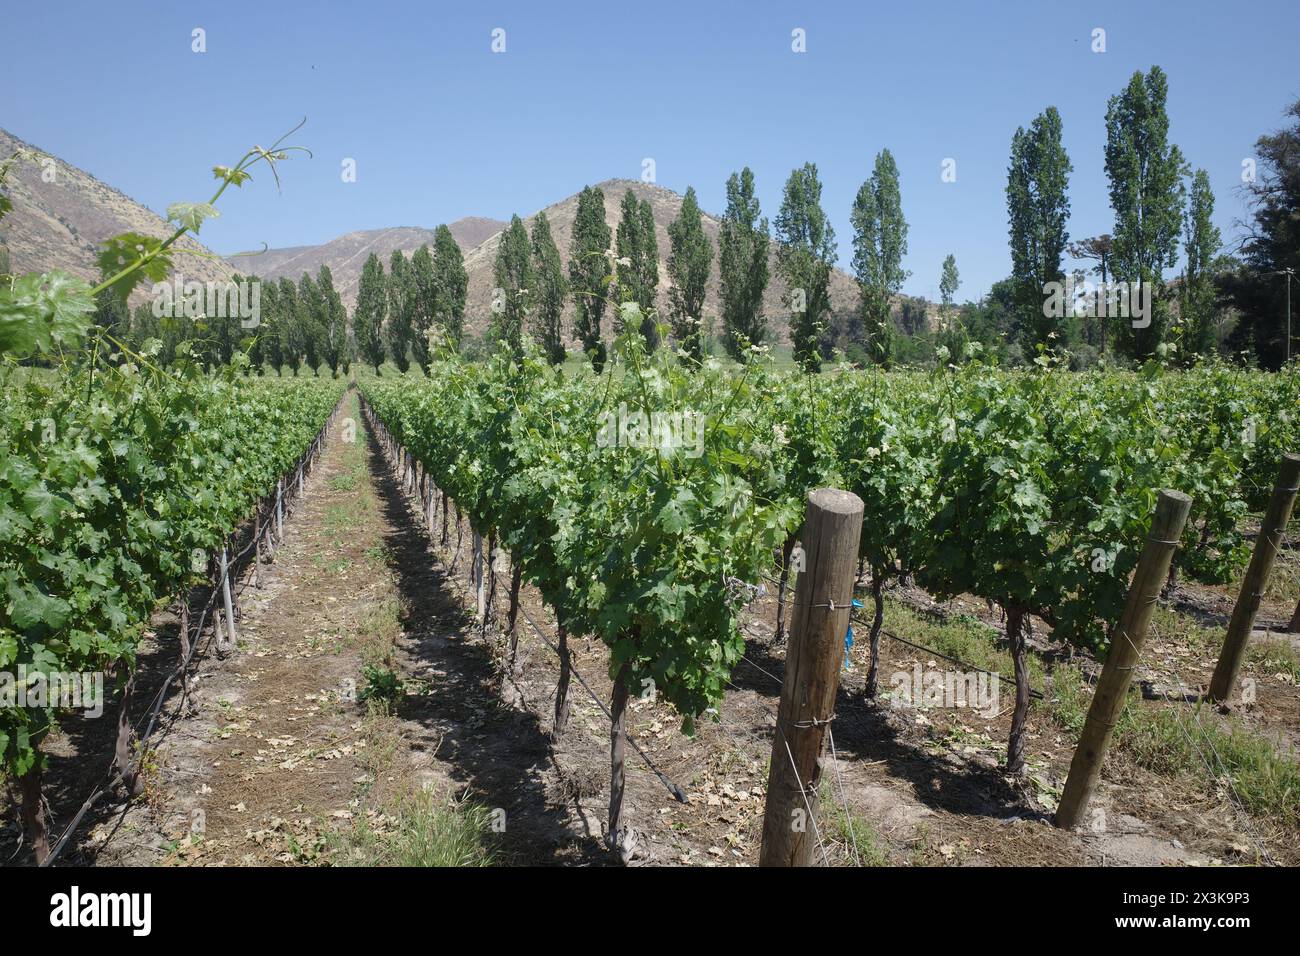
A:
[275,479,284,541]
[1056,489,1192,830]
[218,545,238,656]
[759,487,864,867]
[1209,453,1300,702]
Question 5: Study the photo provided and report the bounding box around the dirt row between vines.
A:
[9,389,1292,866]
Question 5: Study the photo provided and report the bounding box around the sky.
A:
[5,0,1298,301]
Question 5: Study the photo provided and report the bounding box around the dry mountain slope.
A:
[461,178,865,346]
[226,217,505,308]
[0,127,235,292]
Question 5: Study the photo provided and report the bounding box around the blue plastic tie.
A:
[844,599,864,669]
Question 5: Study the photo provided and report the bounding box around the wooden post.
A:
[759,487,864,867]
[554,621,572,735]
[482,534,497,635]
[253,508,263,588]
[17,764,48,864]
[606,661,635,861]
[1289,598,1300,635]
[1056,489,1192,830]
[1209,453,1300,702]
[177,594,191,668]
[507,560,524,673]
[219,545,238,654]
[275,479,284,541]
[112,670,143,796]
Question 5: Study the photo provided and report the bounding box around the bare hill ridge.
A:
[227,217,505,305]
[0,127,235,294]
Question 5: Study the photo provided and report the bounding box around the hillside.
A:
[0,127,235,293]
[227,217,504,306]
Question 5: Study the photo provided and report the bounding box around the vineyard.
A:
[2,295,1300,867]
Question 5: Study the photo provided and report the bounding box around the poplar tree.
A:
[1105,67,1186,359]
[1180,169,1222,357]
[1006,106,1072,352]
[614,189,660,348]
[298,271,323,375]
[775,163,837,372]
[851,149,909,365]
[431,225,468,353]
[354,252,387,374]
[410,244,436,373]
[718,167,769,360]
[568,185,613,371]
[940,255,960,312]
[492,214,533,359]
[260,280,283,374]
[530,211,569,365]
[666,186,713,365]
[317,264,347,377]
[277,276,304,375]
[386,249,414,373]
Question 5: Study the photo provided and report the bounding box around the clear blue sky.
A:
[6,0,1297,301]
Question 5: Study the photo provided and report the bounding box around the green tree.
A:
[259,279,283,374]
[614,189,660,349]
[92,286,128,340]
[277,277,304,375]
[851,149,909,365]
[431,225,468,355]
[354,252,387,373]
[317,265,347,377]
[665,185,713,365]
[1177,170,1222,358]
[1105,67,1186,359]
[530,211,568,365]
[298,271,324,375]
[718,167,769,361]
[410,244,436,373]
[940,254,960,313]
[1007,106,1072,352]
[568,186,613,371]
[492,214,533,359]
[775,163,837,372]
[938,253,961,346]
[1221,100,1300,368]
[386,249,414,373]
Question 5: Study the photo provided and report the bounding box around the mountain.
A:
[0,130,933,345]
[459,178,864,346]
[225,218,505,306]
[0,127,235,294]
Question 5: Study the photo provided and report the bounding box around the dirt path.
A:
[81,392,603,865]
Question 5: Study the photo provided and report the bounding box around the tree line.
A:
[99,66,1299,374]
[103,223,470,376]
[485,66,1297,373]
